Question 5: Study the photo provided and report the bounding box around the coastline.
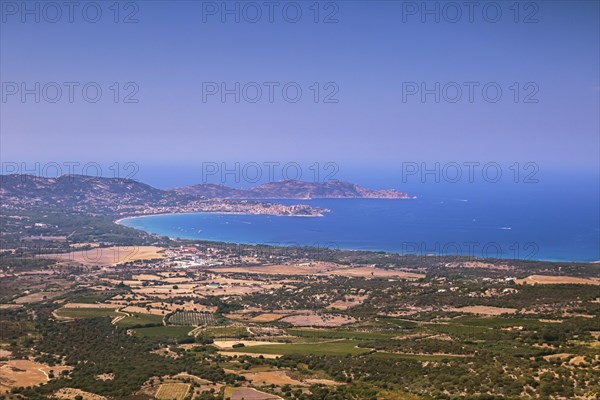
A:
[115,210,325,225]
[115,213,598,264]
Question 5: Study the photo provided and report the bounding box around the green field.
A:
[423,322,489,336]
[134,325,192,338]
[55,307,121,318]
[450,316,549,328]
[370,352,469,361]
[202,325,249,338]
[224,340,371,356]
[287,329,395,340]
[115,313,164,328]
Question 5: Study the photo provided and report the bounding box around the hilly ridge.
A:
[0,175,411,217]
[0,174,181,211]
[173,179,413,199]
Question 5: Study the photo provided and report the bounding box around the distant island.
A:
[0,175,413,219]
[174,179,415,200]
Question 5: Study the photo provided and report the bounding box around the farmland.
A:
[449,315,551,328]
[0,360,71,393]
[1,241,599,400]
[223,340,372,356]
[47,246,165,266]
[115,313,164,328]
[223,387,280,400]
[515,274,600,285]
[54,307,122,319]
[3,7,599,398]
[202,325,251,339]
[133,326,193,338]
[168,311,217,326]
[286,329,395,341]
[155,383,190,400]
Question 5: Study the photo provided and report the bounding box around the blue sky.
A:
[1,1,599,186]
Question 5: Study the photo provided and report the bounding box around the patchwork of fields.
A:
[3,246,599,399]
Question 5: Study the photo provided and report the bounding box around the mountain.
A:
[173,180,413,199]
[0,174,178,211]
[0,175,410,218]
[0,175,328,217]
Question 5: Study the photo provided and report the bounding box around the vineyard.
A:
[167,311,217,326]
[155,383,190,400]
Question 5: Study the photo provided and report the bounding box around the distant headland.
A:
[0,174,413,218]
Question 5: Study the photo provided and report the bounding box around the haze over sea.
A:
[120,169,599,263]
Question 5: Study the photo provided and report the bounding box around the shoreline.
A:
[115,210,325,225]
[115,213,597,264]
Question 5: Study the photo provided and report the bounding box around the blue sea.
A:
[120,177,599,263]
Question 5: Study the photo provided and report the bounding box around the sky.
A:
[1,0,599,188]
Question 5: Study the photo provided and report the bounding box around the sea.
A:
[119,173,599,263]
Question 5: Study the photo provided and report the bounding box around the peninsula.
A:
[0,175,412,219]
